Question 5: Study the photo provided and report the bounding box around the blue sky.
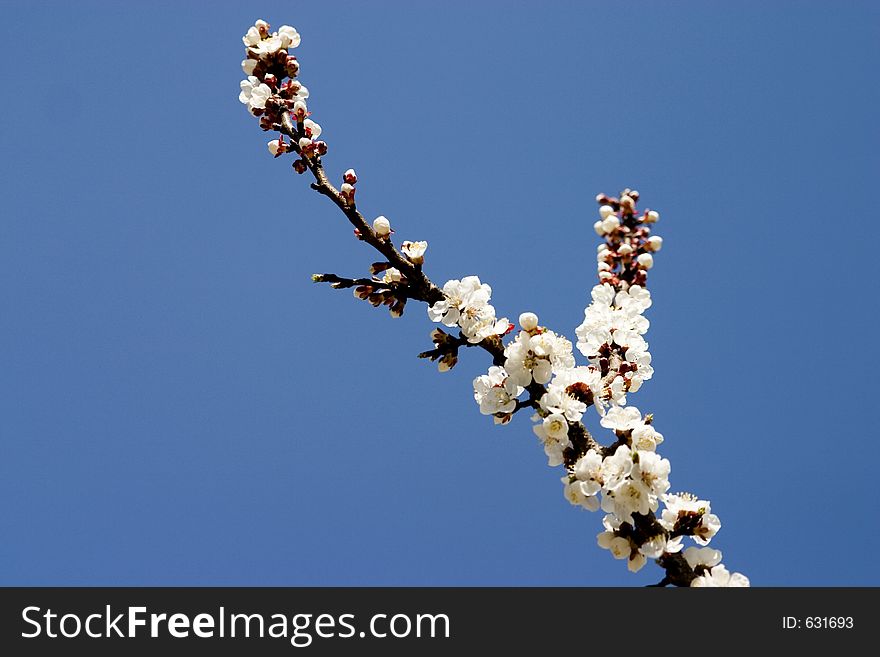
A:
[1,1,877,586]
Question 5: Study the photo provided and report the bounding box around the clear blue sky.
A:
[1,1,877,586]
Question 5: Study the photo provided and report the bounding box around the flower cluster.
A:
[503,326,575,387]
[238,19,326,170]
[575,282,654,406]
[428,276,509,344]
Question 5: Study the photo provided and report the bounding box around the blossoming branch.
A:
[237,18,748,587]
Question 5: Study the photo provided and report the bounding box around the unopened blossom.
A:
[601,215,621,234]
[343,168,358,184]
[647,235,663,251]
[292,100,308,120]
[646,210,660,222]
[690,564,750,587]
[637,253,654,269]
[599,205,615,219]
[519,312,539,331]
[472,366,522,416]
[373,216,391,237]
[401,240,427,265]
[239,76,272,112]
[267,139,287,157]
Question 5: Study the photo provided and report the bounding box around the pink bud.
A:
[343,168,358,185]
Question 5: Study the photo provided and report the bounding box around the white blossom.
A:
[597,533,631,560]
[539,366,601,423]
[563,477,601,511]
[278,25,301,49]
[473,366,522,416]
[241,58,257,75]
[637,253,654,269]
[428,276,507,344]
[532,413,571,467]
[684,546,723,570]
[631,422,664,451]
[239,76,272,112]
[632,450,671,496]
[600,405,643,432]
[573,449,603,496]
[401,240,427,264]
[600,445,633,491]
[659,493,721,545]
[303,118,322,139]
[690,564,750,587]
[504,330,573,387]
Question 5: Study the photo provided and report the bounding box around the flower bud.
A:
[593,220,606,236]
[647,235,663,251]
[343,168,358,185]
[268,139,287,157]
[519,312,539,331]
[601,216,620,234]
[620,194,635,214]
[292,159,307,174]
[314,141,328,156]
[292,100,308,121]
[373,216,391,237]
[636,253,654,269]
[303,118,322,139]
[618,243,634,256]
[646,210,660,223]
[340,183,355,203]
[599,205,615,219]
